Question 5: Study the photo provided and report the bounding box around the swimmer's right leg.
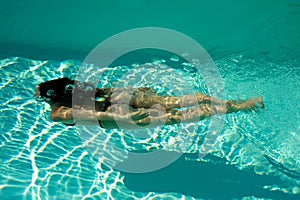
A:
[135,97,264,126]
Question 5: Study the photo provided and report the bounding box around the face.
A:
[35,77,75,104]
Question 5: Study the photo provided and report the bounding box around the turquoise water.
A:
[0,0,299,60]
[1,1,300,200]
[1,52,299,199]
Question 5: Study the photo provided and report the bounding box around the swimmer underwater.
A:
[35,77,265,129]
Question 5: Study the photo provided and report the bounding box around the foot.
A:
[244,97,265,110]
[227,97,265,111]
[253,97,265,109]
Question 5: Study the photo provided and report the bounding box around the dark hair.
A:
[38,77,112,105]
[38,77,75,103]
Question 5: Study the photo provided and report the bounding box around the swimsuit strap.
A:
[62,122,76,126]
[63,121,104,128]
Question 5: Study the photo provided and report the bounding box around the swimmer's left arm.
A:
[96,109,149,122]
[50,104,149,124]
[50,103,99,123]
[50,104,75,123]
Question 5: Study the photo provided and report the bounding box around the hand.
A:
[129,109,150,121]
[97,112,114,121]
[106,109,149,122]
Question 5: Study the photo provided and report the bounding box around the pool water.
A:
[1,0,300,199]
[0,50,299,199]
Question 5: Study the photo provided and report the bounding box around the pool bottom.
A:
[0,51,299,199]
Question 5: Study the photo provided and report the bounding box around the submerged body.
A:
[35,77,264,129]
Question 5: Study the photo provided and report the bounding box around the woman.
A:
[35,77,264,129]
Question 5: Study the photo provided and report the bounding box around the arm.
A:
[50,104,149,123]
[50,104,108,123]
[50,104,74,122]
[97,109,149,122]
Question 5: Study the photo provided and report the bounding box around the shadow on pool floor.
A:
[122,154,299,200]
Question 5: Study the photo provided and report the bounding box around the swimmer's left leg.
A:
[132,92,222,110]
[133,92,264,111]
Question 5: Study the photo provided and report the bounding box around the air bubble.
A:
[170,55,179,62]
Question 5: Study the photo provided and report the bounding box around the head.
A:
[35,77,75,104]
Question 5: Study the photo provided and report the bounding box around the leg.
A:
[167,97,264,124]
[133,93,198,110]
[111,88,264,112]
[135,97,264,126]
[133,91,264,111]
[132,91,220,110]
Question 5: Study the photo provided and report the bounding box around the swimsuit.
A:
[62,89,111,128]
[62,87,155,128]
